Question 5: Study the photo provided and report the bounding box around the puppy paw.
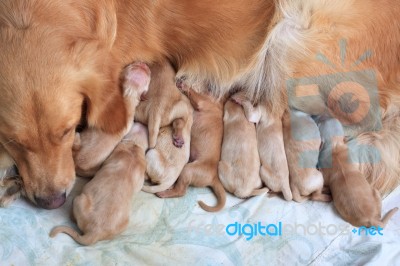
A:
[155,191,168,198]
[172,134,184,148]
[175,76,187,89]
[122,62,151,98]
[176,77,192,95]
[0,177,22,207]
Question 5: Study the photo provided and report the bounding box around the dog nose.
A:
[34,192,66,209]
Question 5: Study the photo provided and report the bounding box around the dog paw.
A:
[175,77,191,94]
[175,76,187,89]
[155,191,168,198]
[122,62,151,98]
[172,134,184,148]
[0,176,22,207]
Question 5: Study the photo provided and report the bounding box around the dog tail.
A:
[198,177,227,212]
[142,177,176,194]
[50,226,97,246]
[281,186,293,201]
[379,207,399,228]
[249,187,269,197]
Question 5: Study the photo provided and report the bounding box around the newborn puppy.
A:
[134,60,193,149]
[156,82,226,212]
[74,62,150,177]
[257,107,292,201]
[0,165,23,207]
[235,94,292,201]
[329,142,398,227]
[142,119,192,193]
[218,95,267,198]
[50,123,148,245]
[282,110,330,202]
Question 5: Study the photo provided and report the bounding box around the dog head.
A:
[0,0,123,209]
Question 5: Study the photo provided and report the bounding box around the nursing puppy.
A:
[142,120,192,194]
[233,93,292,201]
[157,82,226,212]
[50,123,148,245]
[74,62,151,177]
[282,110,330,203]
[134,61,193,149]
[218,95,267,198]
[256,106,292,201]
[329,142,398,227]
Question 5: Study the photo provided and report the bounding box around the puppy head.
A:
[0,1,124,209]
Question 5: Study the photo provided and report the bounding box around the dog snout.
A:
[34,192,66,209]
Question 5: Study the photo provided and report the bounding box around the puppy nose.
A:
[34,192,66,209]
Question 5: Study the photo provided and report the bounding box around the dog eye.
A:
[61,127,74,139]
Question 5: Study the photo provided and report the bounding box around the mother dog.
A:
[0,0,399,209]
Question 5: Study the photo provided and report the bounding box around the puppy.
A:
[156,82,226,212]
[142,120,192,194]
[74,62,151,177]
[282,110,330,202]
[134,60,193,149]
[218,95,267,198]
[329,142,398,227]
[50,123,148,245]
[233,93,292,201]
[0,165,23,207]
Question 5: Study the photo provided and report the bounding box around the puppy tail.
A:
[250,187,269,196]
[198,177,227,212]
[281,186,293,201]
[50,226,97,246]
[142,178,176,194]
[380,207,399,228]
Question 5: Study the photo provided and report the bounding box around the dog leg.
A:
[172,118,186,148]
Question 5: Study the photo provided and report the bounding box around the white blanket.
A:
[1,177,399,265]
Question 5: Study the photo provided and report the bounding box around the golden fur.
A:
[134,61,193,149]
[219,97,267,198]
[156,82,226,212]
[50,123,148,245]
[0,0,399,208]
[326,142,398,227]
[74,62,151,177]
[282,110,331,202]
[142,122,192,194]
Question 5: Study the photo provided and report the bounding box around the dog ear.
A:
[68,0,117,50]
[80,75,128,135]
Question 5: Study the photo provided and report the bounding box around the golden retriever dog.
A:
[73,62,151,177]
[134,60,193,149]
[327,142,398,227]
[255,104,292,201]
[219,96,268,198]
[282,110,331,202]
[232,92,292,201]
[1,0,400,208]
[157,81,226,212]
[50,122,148,245]
[142,121,192,194]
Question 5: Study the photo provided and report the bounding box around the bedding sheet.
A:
[1,177,399,266]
